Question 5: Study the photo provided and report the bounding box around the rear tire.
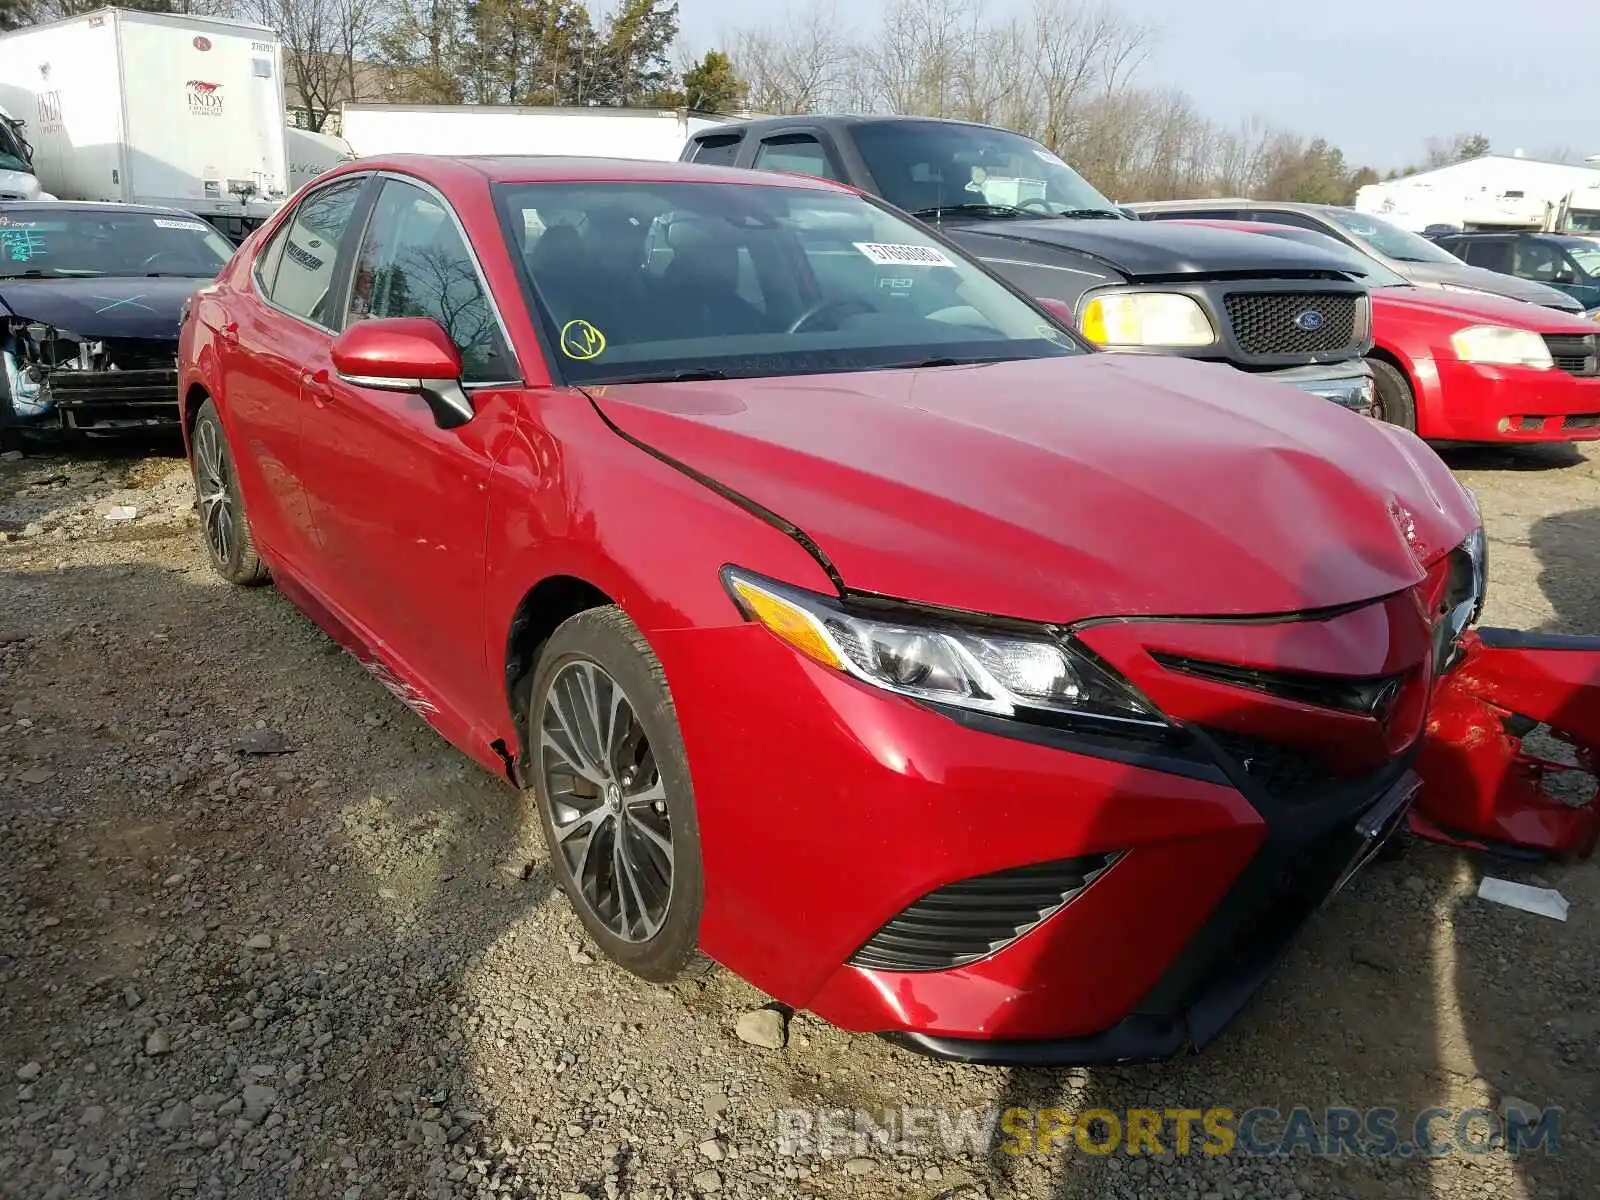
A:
[528,605,708,983]
[190,399,269,586]
[1368,357,1417,434]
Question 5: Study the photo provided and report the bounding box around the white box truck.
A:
[0,7,290,239]
[341,103,732,162]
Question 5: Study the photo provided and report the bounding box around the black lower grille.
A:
[1201,727,1344,798]
[101,339,179,373]
[848,855,1118,972]
[1224,292,1358,356]
[48,367,178,406]
[1542,333,1597,377]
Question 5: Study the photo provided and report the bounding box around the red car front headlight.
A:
[721,566,1163,730]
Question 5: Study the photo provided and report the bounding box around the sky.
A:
[672,0,1600,172]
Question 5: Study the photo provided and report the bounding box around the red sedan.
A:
[1177,218,1600,443]
[179,156,1496,1064]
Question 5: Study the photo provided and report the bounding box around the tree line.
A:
[0,0,1514,205]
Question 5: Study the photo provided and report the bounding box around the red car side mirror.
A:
[1036,297,1075,327]
[331,317,473,428]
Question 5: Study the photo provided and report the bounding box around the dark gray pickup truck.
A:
[682,115,1378,413]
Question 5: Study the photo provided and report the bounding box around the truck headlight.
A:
[1080,292,1216,348]
[722,568,1163,729]
[1449,325,1552,368]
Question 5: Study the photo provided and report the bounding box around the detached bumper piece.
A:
[1415,628,1600,861]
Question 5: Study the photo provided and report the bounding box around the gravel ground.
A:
[1,438,1596,1200]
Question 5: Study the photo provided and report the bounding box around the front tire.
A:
[1368,357,1418,434]
[190,399,269,586]
[528,606,706,983]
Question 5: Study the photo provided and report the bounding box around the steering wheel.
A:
[788,297,877,333]
[1017,198,1054,214]
[139,252,167,272]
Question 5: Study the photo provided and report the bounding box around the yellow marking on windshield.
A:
[560,319,607,360]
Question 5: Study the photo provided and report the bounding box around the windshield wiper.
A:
[600,369,731,384]
[878,355,1015,370]
[1,268,107,279]
[911,203,1038,220]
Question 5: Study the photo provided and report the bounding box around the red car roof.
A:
[329,154,848,191]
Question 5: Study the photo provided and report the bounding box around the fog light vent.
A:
[846,854,1119,973]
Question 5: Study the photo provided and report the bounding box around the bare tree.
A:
[859,0,972,117]
[1022,0,1150,151]
[725,0,856,115]
[1421,132,1490,169]
[1533,144,1580,164]
[236,0,385,132]
[721,0,1372,204]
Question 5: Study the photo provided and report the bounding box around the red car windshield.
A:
[492,181,1083,385]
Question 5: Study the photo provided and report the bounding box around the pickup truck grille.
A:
[1541,333,1598,377]
[1224,292,1359,357]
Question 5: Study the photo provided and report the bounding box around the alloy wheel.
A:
[194,420,233,565]
[538,660,674,942]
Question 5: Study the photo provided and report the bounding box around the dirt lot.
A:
[1,438,1596,1200]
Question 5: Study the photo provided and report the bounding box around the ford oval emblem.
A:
[1295,308,1325,332]
[194,35,212,51]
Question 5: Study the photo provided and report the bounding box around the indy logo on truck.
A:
[186,80,224,116]
[35,90,63,134]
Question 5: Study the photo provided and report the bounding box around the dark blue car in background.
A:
[1433,230,1600,312]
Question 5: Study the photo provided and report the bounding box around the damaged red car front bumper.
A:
[1416,628,1600,860]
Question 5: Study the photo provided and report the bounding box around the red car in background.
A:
[175,155,1595,1067]
[1177,218,1600,444]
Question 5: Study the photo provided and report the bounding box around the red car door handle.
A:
[302,369,334,406]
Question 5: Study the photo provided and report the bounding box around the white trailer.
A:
[285,124,355,194]
[1547,182,1600,234]
[340,104,732,162]
[1355,154,1600,233]
[0,7,290,239]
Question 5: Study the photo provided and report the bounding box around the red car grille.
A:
[1541,333,1597,377]
[1076,549,1477,793]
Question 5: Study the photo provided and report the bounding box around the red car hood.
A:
[589,354,1479,624]
[1375,285,1600,332]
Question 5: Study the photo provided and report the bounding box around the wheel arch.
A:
[183,382,210,446]
[1366,337,1445,436]
[502,573,618,782]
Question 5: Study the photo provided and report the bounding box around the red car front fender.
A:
[1415,628,1600,860]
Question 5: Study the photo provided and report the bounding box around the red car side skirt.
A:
[1415,628,1600,860]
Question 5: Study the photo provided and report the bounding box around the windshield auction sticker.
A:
[853,242,956,268]
[153,218,209,232]
[560,319,607,360]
